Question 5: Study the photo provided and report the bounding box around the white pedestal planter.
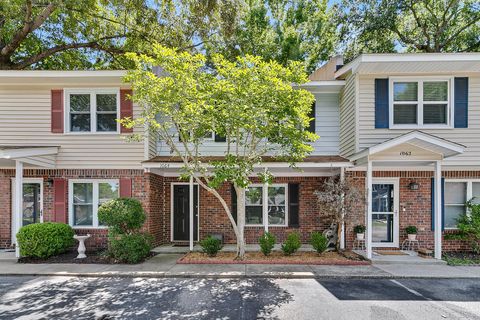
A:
[73,234,91,259]
[407,234,417,241]
[356,233,365,240]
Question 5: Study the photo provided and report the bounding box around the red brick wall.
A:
[0,169,164,250]
[345,170,475,252]
[163,176,333,245]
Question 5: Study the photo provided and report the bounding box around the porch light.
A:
[409,182,420,191]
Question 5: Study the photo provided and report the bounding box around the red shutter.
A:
[120,89,133,133]
[119,178,132,198]
[51,89,64,133]
[53,179,67,223]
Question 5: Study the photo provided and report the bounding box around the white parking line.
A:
[390,279,432,301]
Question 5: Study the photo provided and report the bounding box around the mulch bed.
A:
[178,250,370,265]
[18,250,157,264]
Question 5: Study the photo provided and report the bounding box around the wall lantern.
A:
[409,182,420,191]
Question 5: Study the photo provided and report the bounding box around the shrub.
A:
[108,233,153,264]
[259,232,276,256]
[405,226,417,234]
[200,236,222,257]
[310,232,328,254]
[353,225,366,234]
[453,200,480,254]
[281,232,301,256]
[98,198,146,234]
[17,223,75,259]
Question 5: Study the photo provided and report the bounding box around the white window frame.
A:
[245,183,288,227]
[444,179,480,229]
[64,88,120,134]
[389,76,454,129]
[68,179,119,229]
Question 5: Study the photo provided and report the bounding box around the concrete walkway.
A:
[0,252,480,279]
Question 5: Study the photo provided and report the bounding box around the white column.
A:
[340,167,345,250]
[263,181,269,233]
[189,175,194,251]
[366,161,373,259]
[434,161,442,259]
[14,160,23,258]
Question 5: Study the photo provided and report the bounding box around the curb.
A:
[1,272,480,280]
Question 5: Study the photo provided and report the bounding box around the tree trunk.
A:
[235,185,246,259]
[192,177,245,258]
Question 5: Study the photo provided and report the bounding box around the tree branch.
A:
[1,2,56,57]
[13,35,127,69]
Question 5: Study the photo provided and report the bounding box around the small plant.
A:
[17,223,75,259]
[200,236,222,257]
[353,225,366,234]
[450,200,480,254]
[405,226,417,234]
[281,232,301,256]
[259,232,276,256]
[108,233,153,264]
[310,232,328,254]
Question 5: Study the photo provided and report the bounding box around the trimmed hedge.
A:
[108,233,153,264]
[98,197,146,234]
[17,223,75,259]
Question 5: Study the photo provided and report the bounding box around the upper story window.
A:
[390,78,451,129]
[65,89,119,133]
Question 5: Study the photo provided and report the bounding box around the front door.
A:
[172,184,199,241]
[371,179,399,247]
[22,183,42,226]
[11,179,44,243]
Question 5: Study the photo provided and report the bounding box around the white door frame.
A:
[371,177,399,248]
[170,182,200,242]
[11,178,44,243]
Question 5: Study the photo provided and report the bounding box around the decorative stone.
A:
[73,234,91,259]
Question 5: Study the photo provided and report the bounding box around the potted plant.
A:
[405,226,417,241]
[353,225,366,240]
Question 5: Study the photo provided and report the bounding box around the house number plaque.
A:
[399,151,412,156]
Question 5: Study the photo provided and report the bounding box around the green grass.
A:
[443,254,480,266]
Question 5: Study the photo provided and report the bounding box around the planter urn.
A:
[356,233,365,240]
[407,234,417,241]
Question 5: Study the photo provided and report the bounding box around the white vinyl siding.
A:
[0,85,145,169]
[339,73,357,157]
[156,92,341,156]
[357,74,480,166]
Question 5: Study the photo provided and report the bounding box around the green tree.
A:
[0,0,236,70]
[122,44,316,258]
[205,0,337,73]
[337,0,480,61]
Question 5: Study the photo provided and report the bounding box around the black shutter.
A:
[308,101,316,133]
[231,184,237,223]
[214,133,227,142]
[454,77,468,128]
[431,178,445,231]
[288,183,300,228]
[375,79,389,128]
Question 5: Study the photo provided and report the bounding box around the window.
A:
[69,180,119,227]
[245,184,287,226]
[66,89,119,133]
[390,78,451,128]
[444,180,480,229]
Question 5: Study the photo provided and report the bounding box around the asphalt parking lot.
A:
[0,276,479,319]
